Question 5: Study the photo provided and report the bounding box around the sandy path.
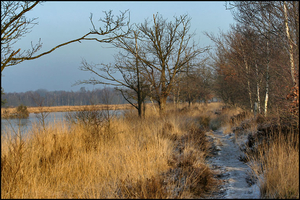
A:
[206,128,260,199]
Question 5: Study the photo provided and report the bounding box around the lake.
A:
[1,110,125,136]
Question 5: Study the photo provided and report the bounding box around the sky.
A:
[1,1,236,93]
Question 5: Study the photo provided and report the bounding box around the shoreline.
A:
[1,104,133,115]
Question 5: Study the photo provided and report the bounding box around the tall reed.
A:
[1,102,220,198]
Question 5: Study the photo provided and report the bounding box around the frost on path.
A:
[206,128,261,199]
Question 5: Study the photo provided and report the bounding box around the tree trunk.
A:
[255,62,261,114]
[159,95,167,114]
[159,60,167,114]
[284,1,297,88]
[142,100,146,118]
[245,61,253,112]
[241,41,253,112]
[264,40,270,117]
[264,66,269,117]
[149,85,157,113]
[247,78,253,112]
[135,31,142,118]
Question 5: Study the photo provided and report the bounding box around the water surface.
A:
[1,110,124,136]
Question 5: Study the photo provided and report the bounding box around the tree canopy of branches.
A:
[75,30,150,117]
[1,1,131,72]
[227,1,298,88]
[77,13,209,116]
[171,60,213,106]
[131,13,209,113]
[209,1,298,119]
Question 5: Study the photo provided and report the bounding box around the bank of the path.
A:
[205,127,261,199]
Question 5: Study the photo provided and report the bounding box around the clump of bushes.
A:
[198,116,211,130]
[2,104,29,119]
[16,104,29,118]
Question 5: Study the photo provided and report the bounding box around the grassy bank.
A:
[1,104,133,115]
[214,108,299,199]
[1,102,222,198]
[249,131,299,199]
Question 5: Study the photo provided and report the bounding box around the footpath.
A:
[205,128,260,199]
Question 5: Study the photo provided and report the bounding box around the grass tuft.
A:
[1,102,222,198]
[247,130,299,199]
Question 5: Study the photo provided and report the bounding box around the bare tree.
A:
[1,1,131,72]
[76,13,209,115]
[173,58,213,106]
[75,31,149,118]
[226,1,299,115]
[114,13,209,113]
[207,1,298,117]
[206,29,248,107]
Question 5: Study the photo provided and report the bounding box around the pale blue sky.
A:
[1,1,235,93]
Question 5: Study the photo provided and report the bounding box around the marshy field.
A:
[1,102,299,198]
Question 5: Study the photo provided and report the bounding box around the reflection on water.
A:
[1,110,124,136]
[1,118,31,136]
[1,112,66,136]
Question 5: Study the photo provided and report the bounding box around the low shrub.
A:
[198,116,211,130]
[2,104,29,119]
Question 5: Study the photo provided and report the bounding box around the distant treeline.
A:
[2,87,128,107]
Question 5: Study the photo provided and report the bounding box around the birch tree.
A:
[283,1,298,88]
[226,1,299,116]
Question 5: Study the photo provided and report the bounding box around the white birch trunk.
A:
[264,40,270,117]
[264,69,269,117]
[255,62,261,114]
[247,78,253,112]
[283,1,297,87]
[241,42,253,112]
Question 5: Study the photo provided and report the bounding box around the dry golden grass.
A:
[1,102,222,199]
[1,119,172,198]
[247,131,299,199]
[202,103,299,199]
[1,104,133,115]
[221,108,300,199]
[200,103,245,134]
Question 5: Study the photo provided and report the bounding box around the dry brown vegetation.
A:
[3,102,297,198]
[200,103,299,199]
[1,104,133,115]
[218,108,299,199]
[1,102,223,199]
[248,131,299,199]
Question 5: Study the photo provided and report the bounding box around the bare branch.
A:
[1,3,130,72]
